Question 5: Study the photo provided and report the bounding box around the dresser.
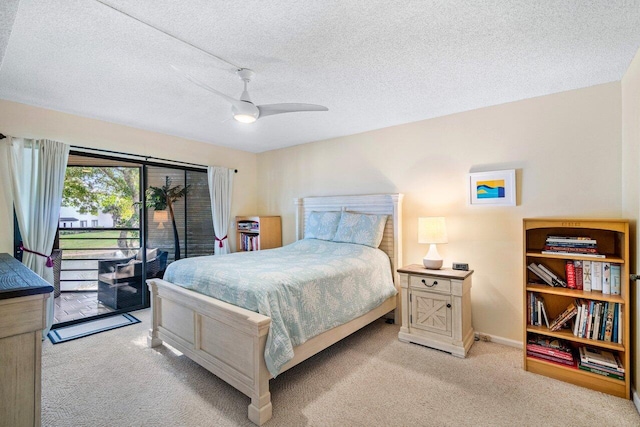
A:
[0,253,53,427]
[397,265,474,358]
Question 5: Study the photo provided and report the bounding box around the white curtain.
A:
[3,137,69,337]
[207,166,234,255]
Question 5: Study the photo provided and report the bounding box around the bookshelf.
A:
[523,218,630,399]
[235,216,282,252]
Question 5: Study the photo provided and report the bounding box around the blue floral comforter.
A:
[163,239,397,376]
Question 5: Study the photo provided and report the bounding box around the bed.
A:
[146,194,403,425]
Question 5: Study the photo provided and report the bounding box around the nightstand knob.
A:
[446,303,452,308]
[421,279,437,287]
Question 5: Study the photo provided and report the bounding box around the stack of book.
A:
[578,347,624,380]
[526,334,576,367]
[573,300,623,343]
[548,302,578,331]
[527,292,549,327]
[543,235,604,258]
[527,262,567,287]
[240,233,259,251]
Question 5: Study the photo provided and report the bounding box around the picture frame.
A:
[468,170,516,206]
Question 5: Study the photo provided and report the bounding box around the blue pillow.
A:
[332,212,388,248]
[304,211,342,241]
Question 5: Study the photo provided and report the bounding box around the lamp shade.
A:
[153,210,169,223]
[418,217,448,244]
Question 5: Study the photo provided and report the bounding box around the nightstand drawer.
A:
[409,275,451,293]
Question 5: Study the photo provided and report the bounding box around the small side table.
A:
[397,265,474,358]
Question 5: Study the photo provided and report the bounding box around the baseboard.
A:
[475,331,523,349]
[633,387,640,415]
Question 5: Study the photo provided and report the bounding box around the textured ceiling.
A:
[1,1,639,153]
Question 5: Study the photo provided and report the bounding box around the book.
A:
[565,261,576,289]
[610,264,621,295]
[591,302,601,340]
[544,240,597,248]
[527,334,573,352]
[573,260,583,290]
[543,246,599,254]
[546,236,597,244]
[579,300,589,338]
[527,263,554,287]
[541,251,605,258]
[602,262,611,294]
[527,351,577,367]
[578,347,625,373]
[572,304,582,336]
[600,302,608,341]
[539,297,549,328]
[592,262,602,292]
[582,260,592,292]
[580,346,619,370]
[526,343,573,361]
[537,264,567,287]
[617,304,623,344]
[549,303,578,332]
[612,303,618,344]
[585,300,594,339]
[580,358,625,376]
[578,364,624,380]
[604,303,615,342]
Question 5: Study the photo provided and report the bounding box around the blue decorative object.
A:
[304,211,342,241]
[332,212,388,248]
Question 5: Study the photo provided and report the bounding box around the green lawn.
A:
[59,230,138,250]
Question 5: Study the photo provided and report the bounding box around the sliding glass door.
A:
[146,166,214,262]
[43,152,214,328]
[53,154,144,326]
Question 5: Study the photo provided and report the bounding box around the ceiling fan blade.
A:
[257,103,328,118]
[170,65,243,108]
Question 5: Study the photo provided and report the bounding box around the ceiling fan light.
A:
[233,113,257,123]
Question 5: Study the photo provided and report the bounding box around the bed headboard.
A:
[294,194,404,288]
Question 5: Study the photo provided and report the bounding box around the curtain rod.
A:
[0,133,6,140]
[70,145,238,173]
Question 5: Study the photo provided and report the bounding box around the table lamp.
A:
[418,217,448,269]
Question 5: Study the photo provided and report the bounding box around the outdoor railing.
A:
[58,227,140,292]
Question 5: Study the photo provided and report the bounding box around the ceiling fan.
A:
[172,66,328,124]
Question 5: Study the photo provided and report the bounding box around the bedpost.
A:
[248,323,272,425]
[294,198,304,241]
[147,280,163,347]
[390,194,404,325]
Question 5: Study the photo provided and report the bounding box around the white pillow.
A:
[136,248,158,261]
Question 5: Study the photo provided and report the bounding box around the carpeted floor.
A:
[42,309,639,426]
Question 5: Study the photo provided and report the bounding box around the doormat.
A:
[48,313,140,344]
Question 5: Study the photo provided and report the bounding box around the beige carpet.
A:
[42,309,639,426]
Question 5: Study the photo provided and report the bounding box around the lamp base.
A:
[423,257,443,270]
[423,243,443,270]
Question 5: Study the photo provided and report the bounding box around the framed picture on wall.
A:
[468,170,516,206]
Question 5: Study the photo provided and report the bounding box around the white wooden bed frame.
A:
[146,194,403,425]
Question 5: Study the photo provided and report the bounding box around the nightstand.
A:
[397,265,474,358]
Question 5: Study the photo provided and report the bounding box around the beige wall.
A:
[257,82,623,343]
[0,99,258,254]
[622,49,640,396]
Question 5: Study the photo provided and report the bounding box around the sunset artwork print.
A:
[476,179,506,199]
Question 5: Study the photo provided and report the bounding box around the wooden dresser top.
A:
[0,253,53,300]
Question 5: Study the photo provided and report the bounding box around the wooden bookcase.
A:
[523,218,630,398]
[235,216,282,252]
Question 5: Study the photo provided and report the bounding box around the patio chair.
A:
[97,250,168,309]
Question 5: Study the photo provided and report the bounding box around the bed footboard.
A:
[147,278,273,425]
